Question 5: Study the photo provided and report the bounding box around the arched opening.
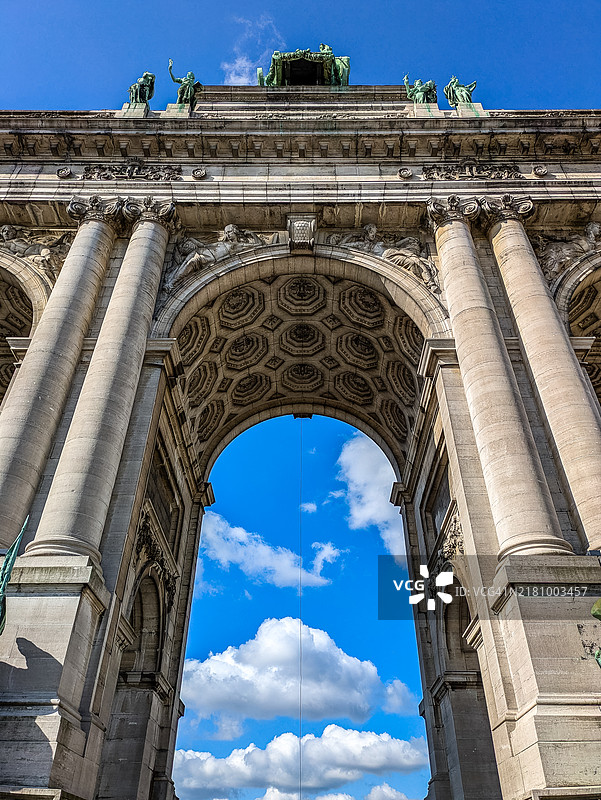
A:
[174,414,431,800]
[0,266,33,405]
[97,573,166,800]
[567,266,601,404]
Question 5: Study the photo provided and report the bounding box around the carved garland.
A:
[136,511,178,609]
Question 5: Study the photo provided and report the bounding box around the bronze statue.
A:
[444,75,477,107]
[404,74,437,104]
[128,71,155,104]
[168,59,202,106]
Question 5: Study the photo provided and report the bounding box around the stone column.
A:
[483,195,601,551]
[427,196,571,559]
[26,198,176,563]
[0,196,122,548]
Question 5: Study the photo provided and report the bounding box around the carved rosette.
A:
[426,195,481,229]
[479,194,534,228]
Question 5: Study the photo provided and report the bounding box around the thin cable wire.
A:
[298,417,303,800]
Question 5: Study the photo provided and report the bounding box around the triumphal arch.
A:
[0,49,600,800]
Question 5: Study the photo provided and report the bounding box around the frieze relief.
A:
[164,225,275,291]
[58,158,184,181]
[0,224,74,282]
[534,222,601,282]
[421,160,522,181]
[327,225,440,293]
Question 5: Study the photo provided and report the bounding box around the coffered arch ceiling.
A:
[0,266,33,403]
[173,267,425,479]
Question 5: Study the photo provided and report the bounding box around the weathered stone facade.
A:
[0,85,600,800]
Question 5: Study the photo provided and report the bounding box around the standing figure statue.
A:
[404,74,437,104]
[168,59,202,106]
[128,71,155,104]
[444,75,477,107]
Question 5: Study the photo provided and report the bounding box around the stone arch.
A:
[154,249,449,481]
[153,245,450,341]
[97,572,166,800]
[0,260,40,404]
[553,251,601,403]
[0,250,52,329]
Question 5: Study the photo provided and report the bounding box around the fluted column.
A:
[26,198,176,563]
[483,195,601,551]
[0,197,122,548]
[427,196,571,559]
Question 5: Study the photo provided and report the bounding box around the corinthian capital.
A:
[67,195,124,227]
[123,196,179,232]
[479,194,534,227]
[426,195,481,229]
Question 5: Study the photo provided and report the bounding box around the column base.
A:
[0,557,110,794]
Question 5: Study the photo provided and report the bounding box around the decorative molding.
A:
[135,510,178,609]
[422,161,522,181]
[58,158,182,181]
[287,214,317,252]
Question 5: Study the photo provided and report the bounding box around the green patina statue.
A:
[257,43,350,87]
[404,73,437,104]
[128,71,155,104]
[444,75,477,107]
[168,58,202,106]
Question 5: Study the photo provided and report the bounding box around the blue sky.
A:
[1,0,600,110]
[4,3,599,798]
[176,417,427,800]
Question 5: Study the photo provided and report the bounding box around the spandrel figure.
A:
[444,75,477,107]
[404,74,437,104]
[128,71,155,104]
[168,59,202,106]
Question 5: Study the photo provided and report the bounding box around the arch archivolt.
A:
[0,250,53,329]
[552,251,601,402]
[0,255,45,402]
[154,248,447,481]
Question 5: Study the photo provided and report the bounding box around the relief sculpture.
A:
[329,224,440,293]
[164,224,268,291]
[0,224,73,282]
[534,222,601,281]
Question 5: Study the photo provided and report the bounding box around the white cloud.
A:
[201,511,341,588]
[337,434,405,555]
[301,502,318,513]
[366,783,414,800]
[181,618,418,737]
[311,542,342,577]
[382,680,416,715]
[174,724,428,799]
[255,793,354,800]
[221,16,285,85]
[183,618,382,727]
